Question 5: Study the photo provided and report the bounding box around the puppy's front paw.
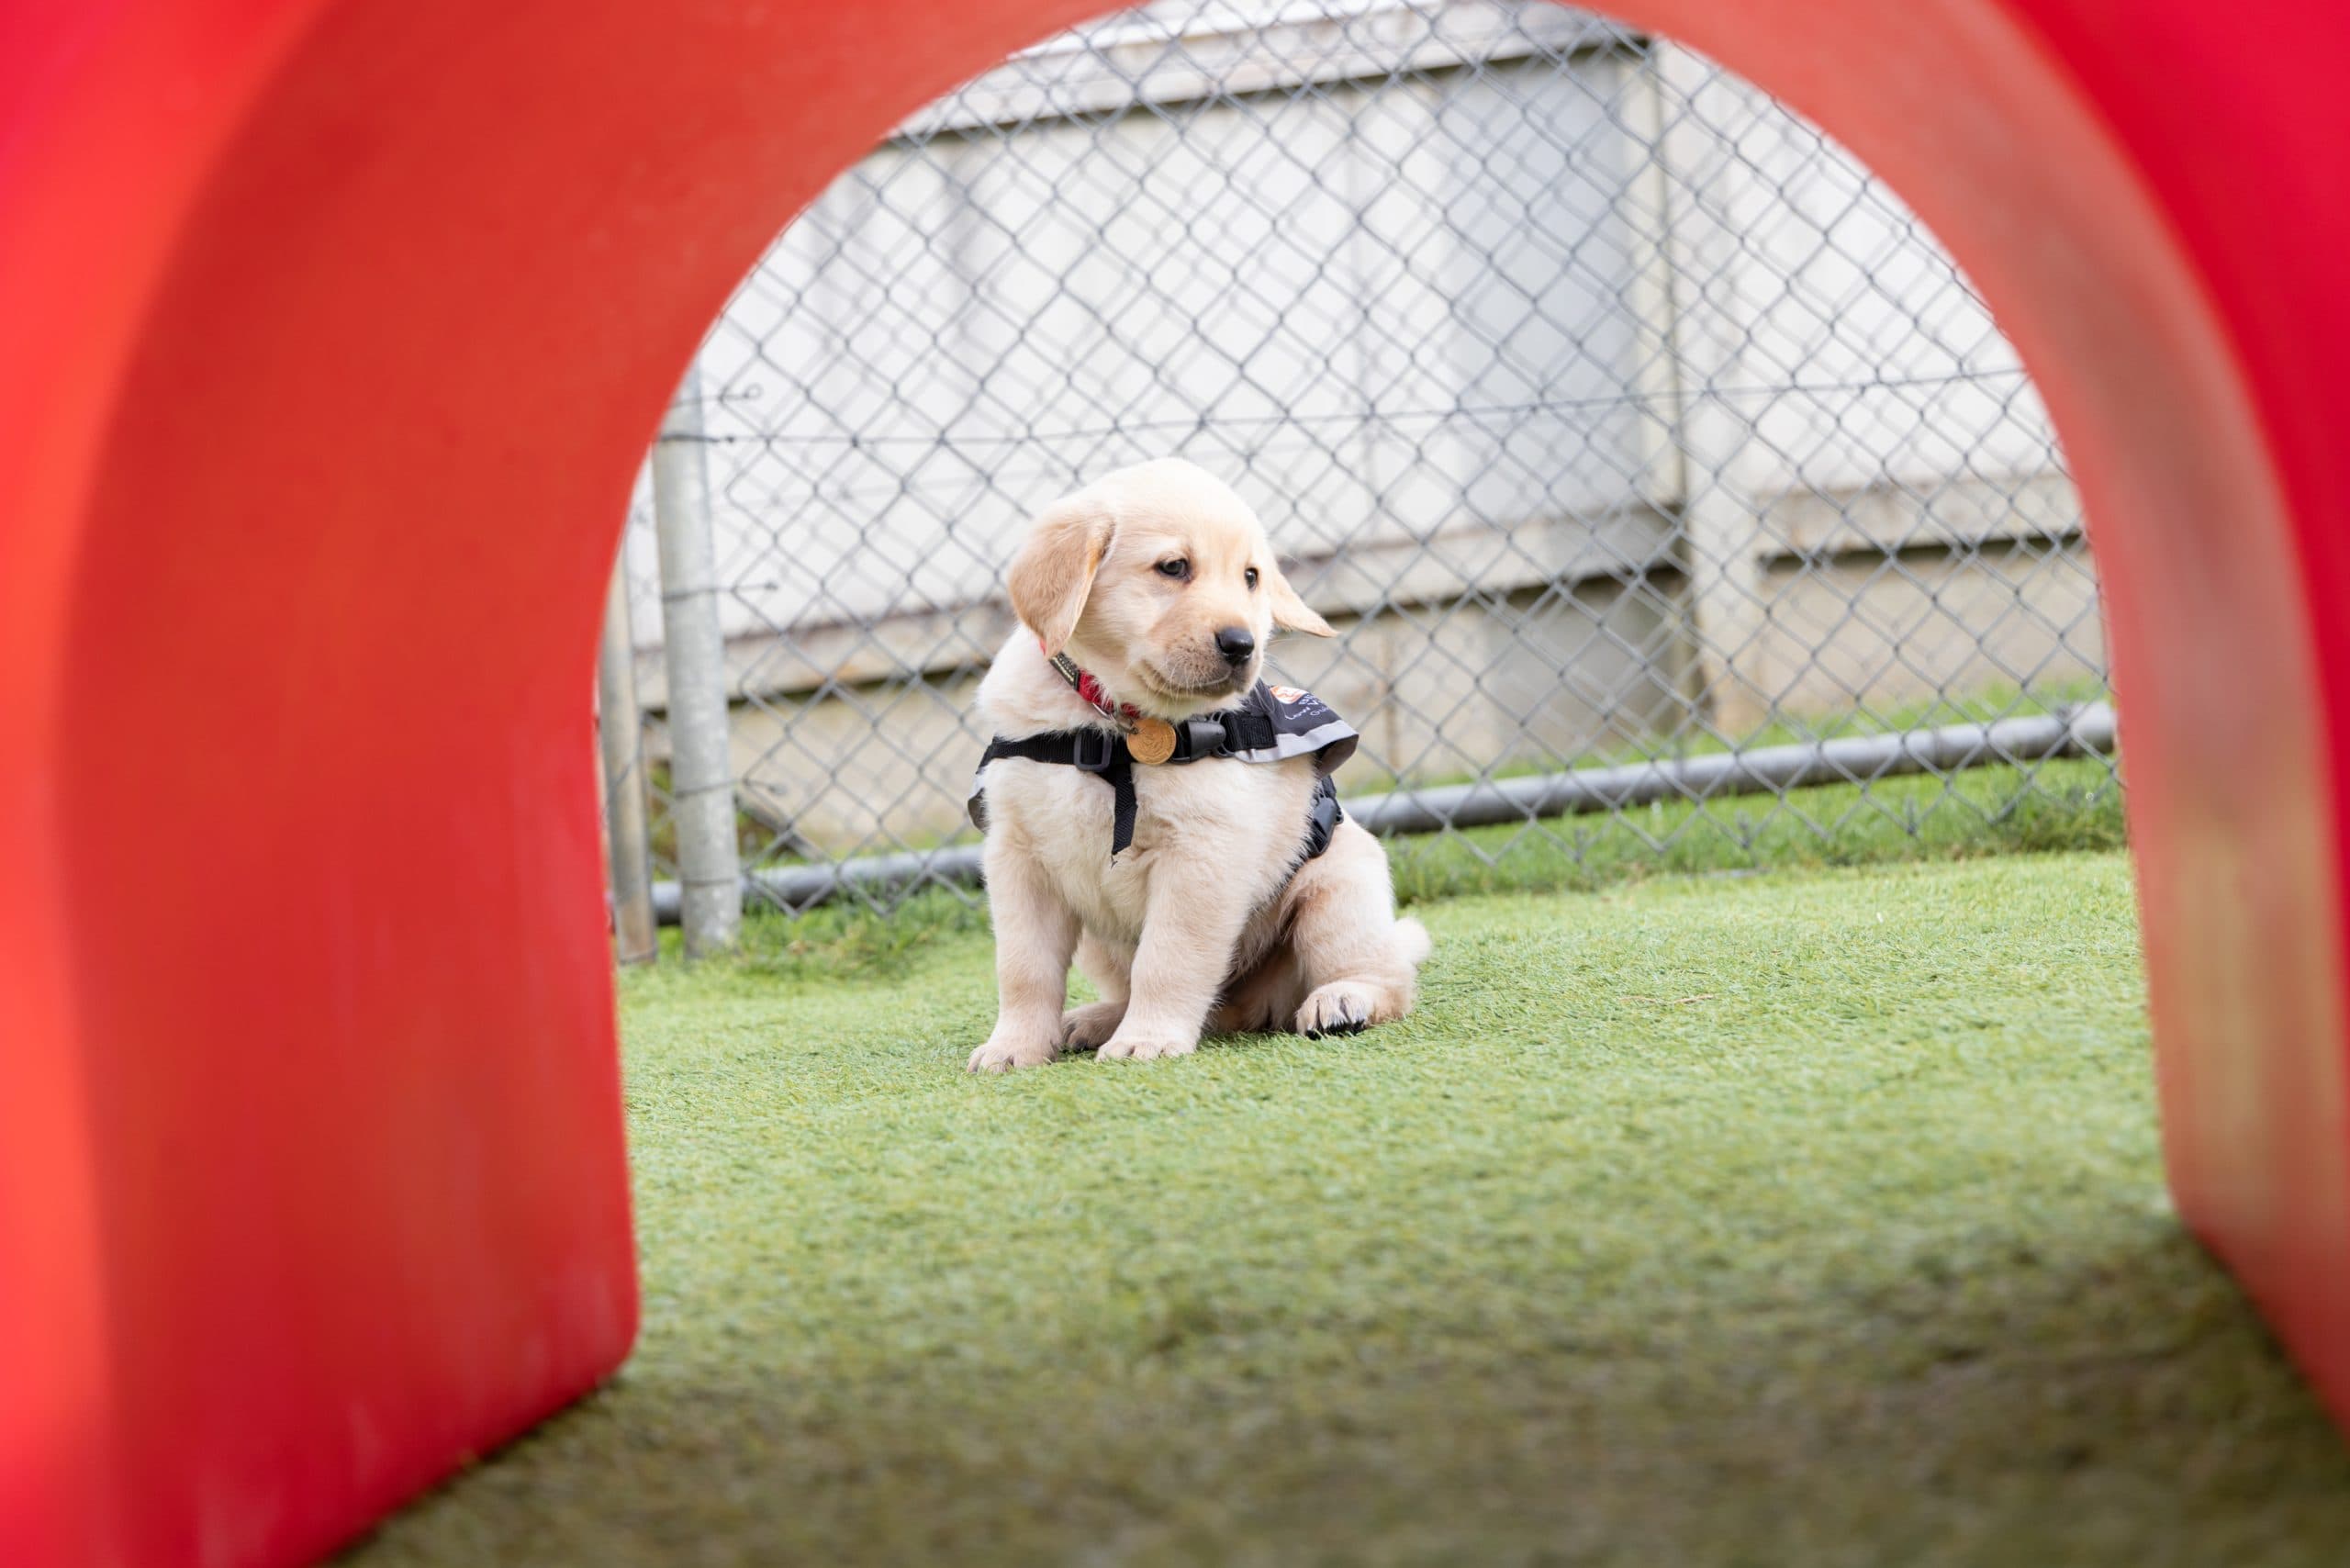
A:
[1061,1000,1127,1052]
[968,1029,1060,1074]
[1097,1032,1197,1062]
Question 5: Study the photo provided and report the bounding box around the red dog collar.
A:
[1042,640,1142,723]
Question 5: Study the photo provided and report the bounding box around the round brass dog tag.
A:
[1127,717,1178,765]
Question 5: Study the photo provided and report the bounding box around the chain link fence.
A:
[611,0,2117,927]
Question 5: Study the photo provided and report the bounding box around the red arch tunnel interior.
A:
[2,0,2347,1562]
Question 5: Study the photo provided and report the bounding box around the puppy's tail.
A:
[1392,915,1431,971]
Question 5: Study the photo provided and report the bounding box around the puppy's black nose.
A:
[1214,626,1256,666]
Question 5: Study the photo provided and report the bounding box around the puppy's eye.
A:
[1245,567,1260,590]
[1157,559,1191,581]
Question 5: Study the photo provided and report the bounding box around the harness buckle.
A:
[1070,729,1117,773]
[1172,717,1229,763]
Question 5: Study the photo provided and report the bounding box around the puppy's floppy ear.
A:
[1006,491,1115,656]
[1264,560,1335,638]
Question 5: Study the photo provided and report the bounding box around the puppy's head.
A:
[1006,459,1332,715]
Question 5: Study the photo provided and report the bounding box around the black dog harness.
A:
[970,678,1359,863]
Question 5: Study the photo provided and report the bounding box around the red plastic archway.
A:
[3,0,2346,1562]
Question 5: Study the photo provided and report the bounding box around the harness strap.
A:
[979,730,1140,853]
[977,722,1341,864]
[1302,772,1342,861]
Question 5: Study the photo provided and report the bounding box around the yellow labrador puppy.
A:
[966,458,1428,1071]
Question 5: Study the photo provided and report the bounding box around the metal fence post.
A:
[1621,42,1690,519]
[597,544,659,964]
[1654,43,1775,738]
[651,366,743,956]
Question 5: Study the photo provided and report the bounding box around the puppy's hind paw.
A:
[1296,980,1385,1039]
[1061,1000,1127,1052]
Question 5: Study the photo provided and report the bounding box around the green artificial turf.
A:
[1382,755,2125,903]
[345,852,2350,1567]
